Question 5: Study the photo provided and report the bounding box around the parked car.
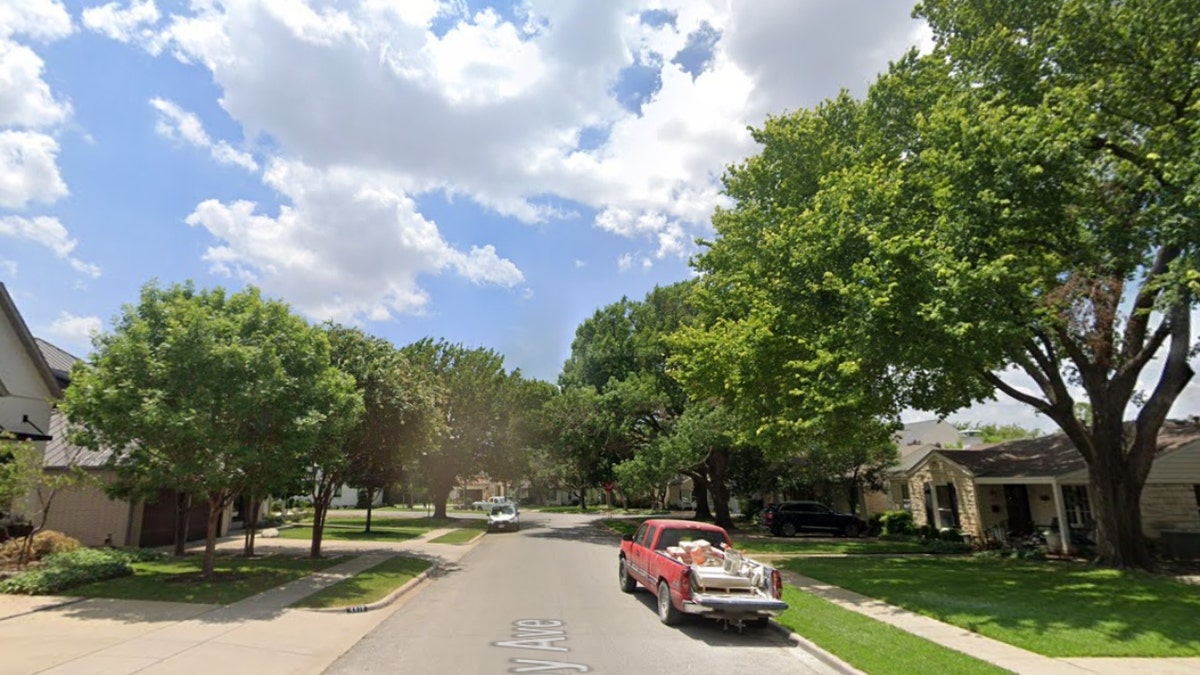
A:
[487,504,519,532]
[763,501,865,537]
[473,496,515,511]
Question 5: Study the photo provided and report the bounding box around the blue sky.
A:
[5,1,1193,432]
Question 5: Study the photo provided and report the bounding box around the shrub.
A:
[865,512,884,537]
[0,530,82,564]
[938,528,964,543]
[740,498,764,522]
[0,548,135,595]
[877,510,915,537]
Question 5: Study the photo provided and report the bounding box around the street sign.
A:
[603,481,614,493]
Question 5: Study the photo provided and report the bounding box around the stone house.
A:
[899,421,1200,554]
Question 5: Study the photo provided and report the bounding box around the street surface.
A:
[326,511,841,674]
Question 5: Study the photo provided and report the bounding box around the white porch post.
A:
[1052,479,1070,555]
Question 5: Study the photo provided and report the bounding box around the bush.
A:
[740,498,765,522]
[0,530,82,564]
[0,548,136,595]
[877,510,915,537]
[938,528,964,543]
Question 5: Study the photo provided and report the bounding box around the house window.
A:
[900,483,911,512]
[934,483,960,529]
[1062,485,1092,527]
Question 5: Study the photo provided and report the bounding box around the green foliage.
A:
[0,440,41,517]
[953,421,1041,444]
[61,281,357,575]
[0,548,135,595]
[680,0,1200,568]
[878,509,912,535]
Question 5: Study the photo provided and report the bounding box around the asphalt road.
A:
[325,511,843,674]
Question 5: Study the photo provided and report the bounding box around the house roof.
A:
[923,420,1200,479]
[35,338,79,388]
[0,283,62,399]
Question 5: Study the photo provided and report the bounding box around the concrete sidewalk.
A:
[0,527,478,675]
[783,570,1200,675]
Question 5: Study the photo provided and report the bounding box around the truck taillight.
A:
[679,568,694,601]
[771,569,783,600]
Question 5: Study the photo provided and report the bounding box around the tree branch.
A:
[1122,244,1180,361]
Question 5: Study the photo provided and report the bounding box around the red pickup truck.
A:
[618,519,787,628]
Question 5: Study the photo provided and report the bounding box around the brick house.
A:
[898,421,1200,554]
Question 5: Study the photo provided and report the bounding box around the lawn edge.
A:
[303,564,435,614]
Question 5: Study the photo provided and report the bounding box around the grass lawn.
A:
[735,538,930,555]
[786,556,1200,657]
[281,516,482,542]
[71,554,345,605]
[776,587,1010,675]
[293,556,432,609]
[429,528,483,544]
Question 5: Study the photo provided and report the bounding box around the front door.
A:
[1004,485,1035,535]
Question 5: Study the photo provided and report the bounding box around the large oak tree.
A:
[679,0,1200,568]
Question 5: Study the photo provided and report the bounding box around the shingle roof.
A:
[932,420,1200,479]
[0,283,62,398]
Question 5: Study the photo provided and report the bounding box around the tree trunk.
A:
[707,450,733,530]
[240,494,255,556]
[690,470,713,521]
[1088,440,1154,569]
[201,494,226,578]
[173,491,191,556]
[364,487,375,533]
[431,482,451,519]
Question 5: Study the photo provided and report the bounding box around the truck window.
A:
[633,523,653,547]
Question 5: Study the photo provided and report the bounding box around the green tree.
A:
[402,339,512,519]
[682,0,1200,568]
[62,282,352,577]
[954,422,1042,444]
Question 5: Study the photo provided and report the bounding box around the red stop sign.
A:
[603,481,614,493]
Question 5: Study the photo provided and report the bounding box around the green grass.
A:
[734,538,931,555]
[70,554,345,605]
[786,556,1200,657]
[281,516,483,542]
[429,528,483,544]
[293,556,432,609]
[776,587,1011,675]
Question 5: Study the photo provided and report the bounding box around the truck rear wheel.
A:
[657,580,682,625]
[618,558,637,593]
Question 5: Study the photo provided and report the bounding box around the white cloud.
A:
[0,0,73,42]
[0,131,68,208]
[81,0,161,44]
[0,259,16,277]
[0,215,101,277]
[0,40,71,128]
[47,311,103,347]
[88,0,929,309]
[184,157,522,322]
[617,253,633,272]
[150,97,257,171]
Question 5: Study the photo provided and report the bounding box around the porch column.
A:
[1052,479,1070,556]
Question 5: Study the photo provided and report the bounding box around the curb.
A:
[768,620,866,675]
[301,525,487,615]
[305,566,434,614]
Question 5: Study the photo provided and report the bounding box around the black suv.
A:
[763,501,865,538]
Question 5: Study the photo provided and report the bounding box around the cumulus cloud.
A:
[85,0,928,310]
[149,97,258,171]
[184,158,522,322]
[0,1,72,211]
[47,311,103,347]
[81,0,160,44]
[0,131,68,209]
[0,215,101,277]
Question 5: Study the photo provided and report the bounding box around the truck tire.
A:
[619,557,637,593]
[657,580,682,625]
[781,523,797,537]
